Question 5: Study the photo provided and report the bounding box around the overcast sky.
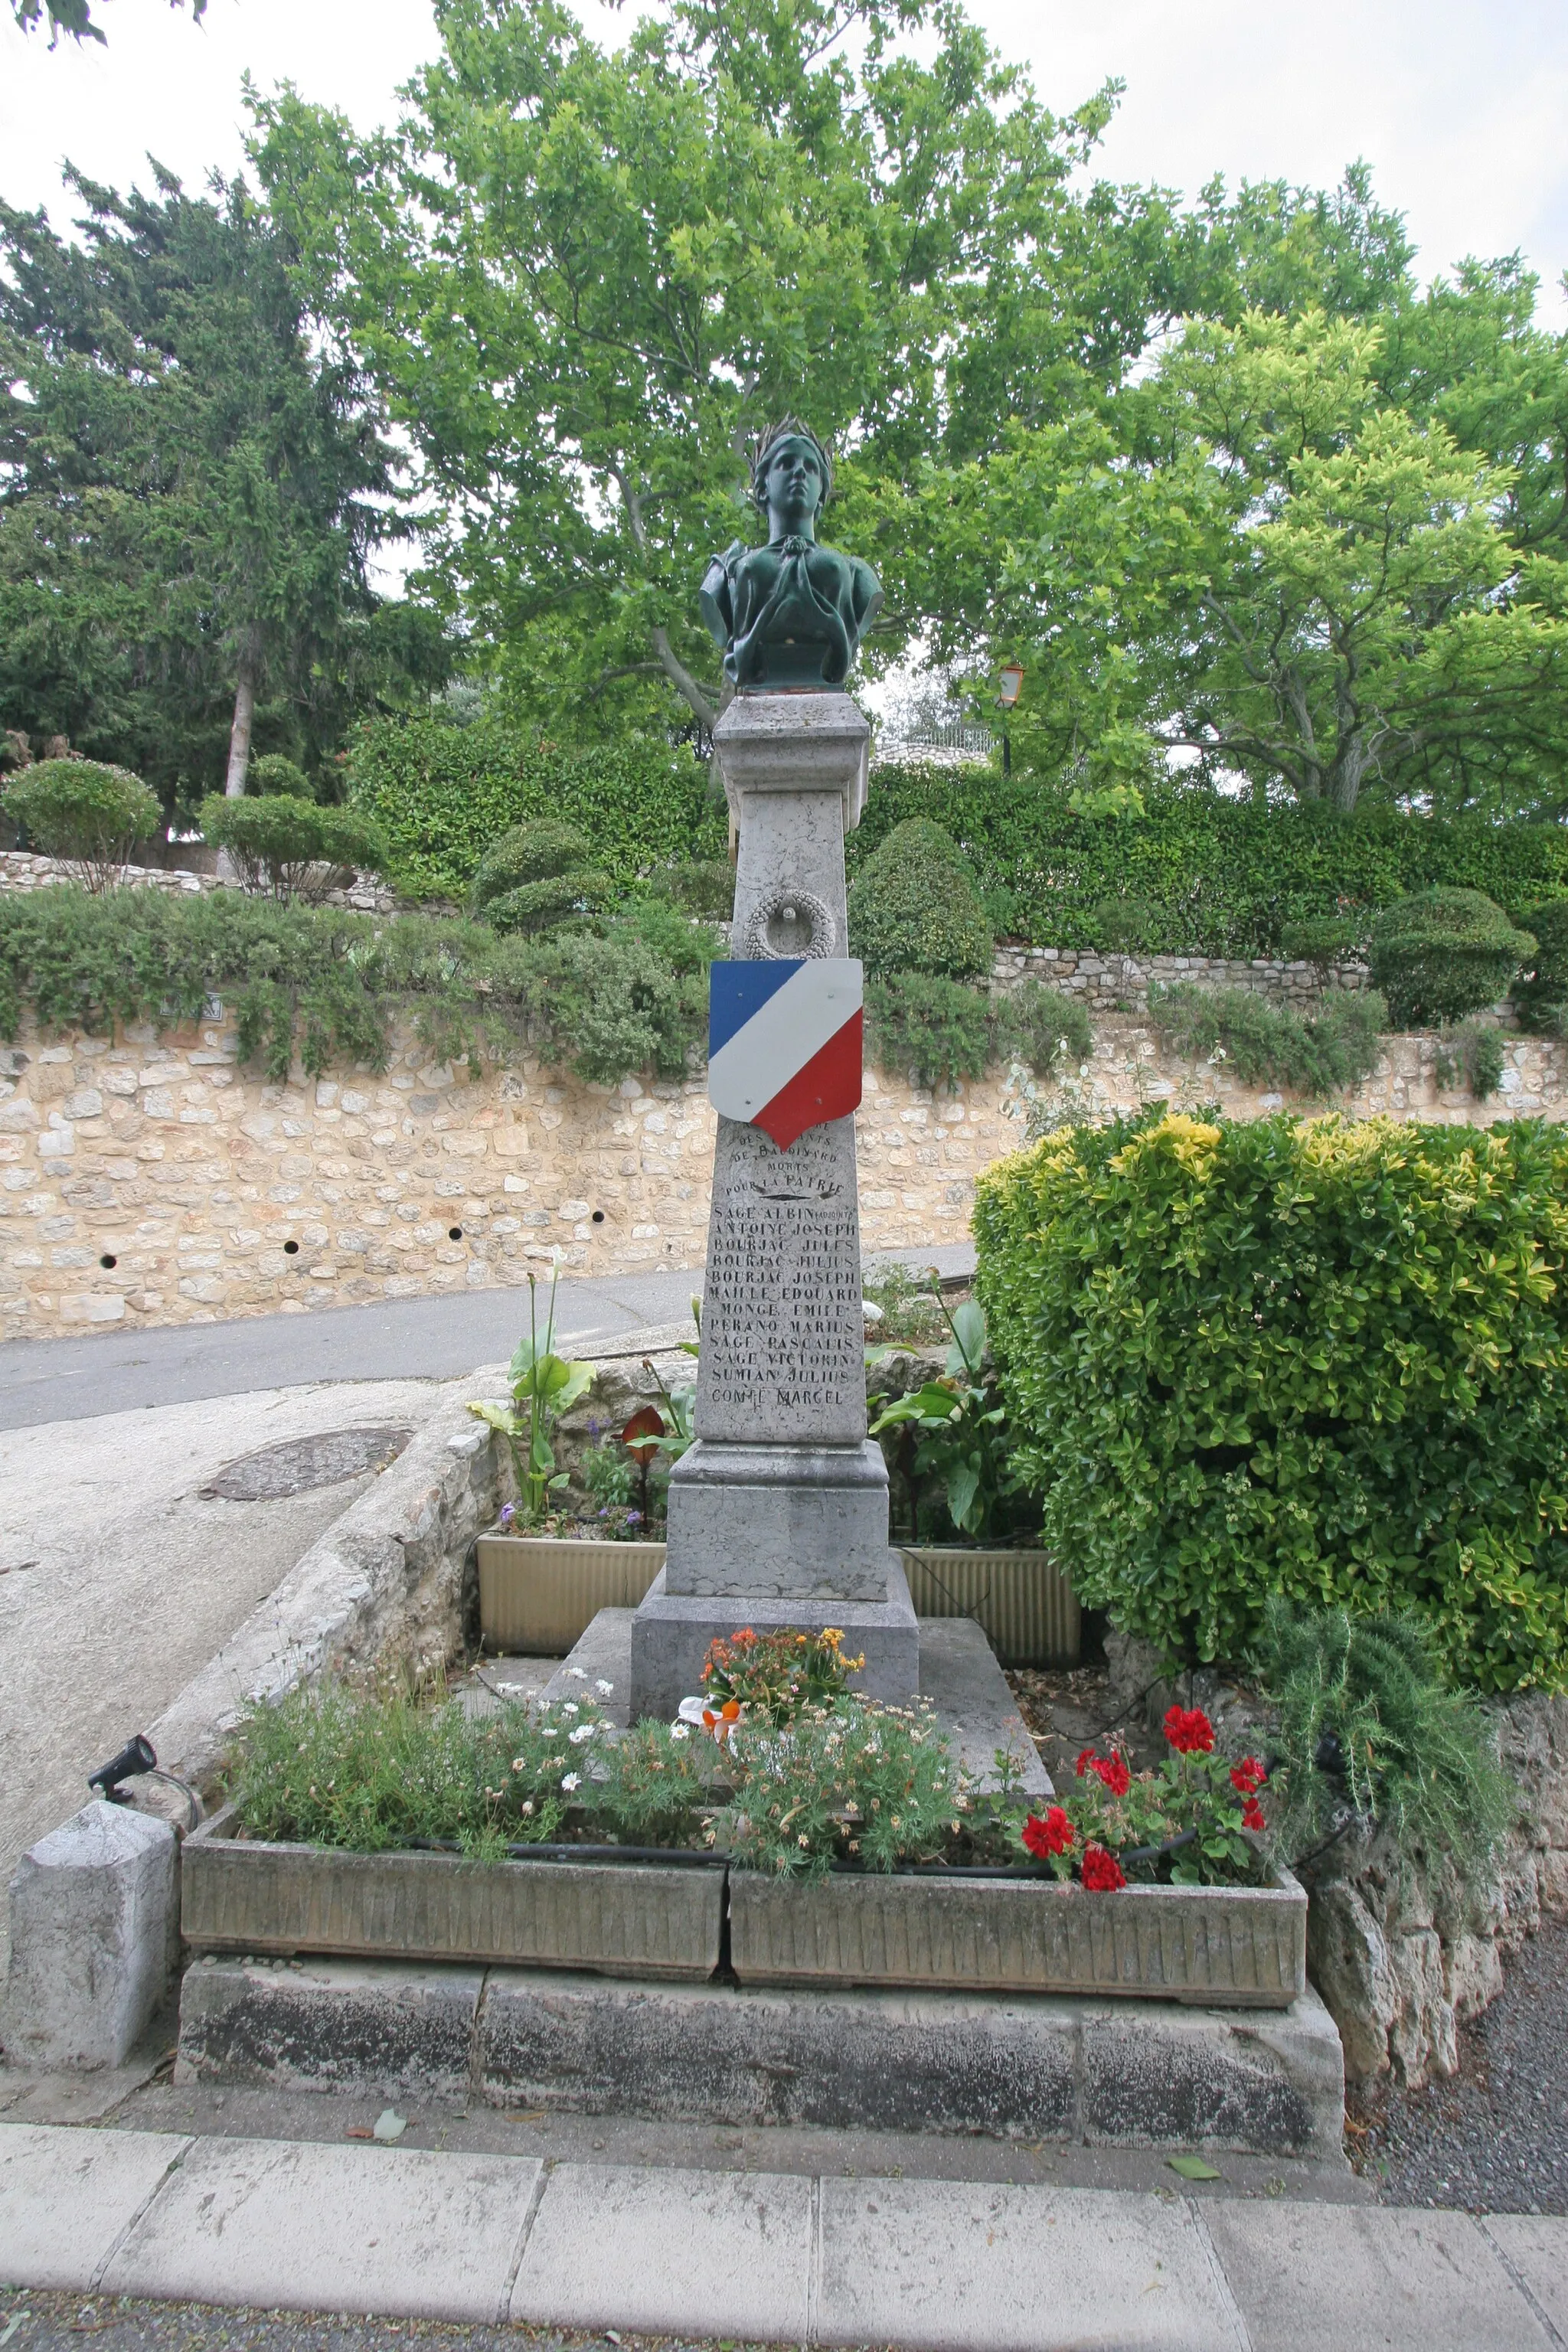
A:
[2,0,1563,328]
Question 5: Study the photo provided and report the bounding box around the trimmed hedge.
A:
[851,768,1568,958]
[346,717,725,900]
[1369,889,1536,1025]
[848,818,994,981]
[975,1112,1568,1693]
[198,794,388,905]
[3,760,161,891]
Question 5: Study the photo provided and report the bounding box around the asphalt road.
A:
[0,1244,974,1431]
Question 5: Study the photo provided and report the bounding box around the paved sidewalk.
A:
[2,2122,1565,2350]
[0,1244,975,1432]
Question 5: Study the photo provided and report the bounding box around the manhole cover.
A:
[201,1426,413,1501]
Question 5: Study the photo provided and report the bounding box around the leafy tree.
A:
[11,0,204,44]
[251,0,1180,737]
[910,308,1568,815]
[0,165,449,821]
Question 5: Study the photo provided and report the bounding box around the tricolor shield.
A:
[707,958,864,1151]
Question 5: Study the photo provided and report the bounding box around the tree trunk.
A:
[224,652,257,797]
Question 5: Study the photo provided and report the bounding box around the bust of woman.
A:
[700,420,883,691]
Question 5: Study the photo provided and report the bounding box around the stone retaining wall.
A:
[991,941,1369,1008]
[1,1008,1561,1338]
[0,848,397,915]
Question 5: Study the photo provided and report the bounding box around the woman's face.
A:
[762,438,823,531]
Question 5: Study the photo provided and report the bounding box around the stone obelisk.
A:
[627,423,920,1720]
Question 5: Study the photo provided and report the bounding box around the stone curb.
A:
[144,1381,499,1795]
[5,2122,1566,2347]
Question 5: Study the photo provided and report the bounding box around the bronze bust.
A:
[700,420,883,691]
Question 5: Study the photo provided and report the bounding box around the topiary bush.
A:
[848,818,993,981]
[469,820,612,936]
[1368,888,1535,1025]
[247,753,315,800]
[200,794,388,905]
[864,973,992,1086]
[975,1110,1568,1691]
[1147,982,1386,1093]
[644,858,735,920]
[2,759,161,891]
[1513,897,1568,1037]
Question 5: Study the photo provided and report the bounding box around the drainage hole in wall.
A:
[591,1210,606,1223]
[98,1253,116,1269]
[283,1240,300,1256]
[448,1226,463,1241]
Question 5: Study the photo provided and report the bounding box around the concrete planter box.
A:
[181,1807,721,1981]
[728,1864,1306,2008]
[477,1534,665,1654]
[900,1547,1079,1667]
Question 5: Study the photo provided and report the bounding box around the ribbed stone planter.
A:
[476,1534,665,1653]
[900,1547,1080,1667]
[728,1866,1307,2008]
[181,1807,722,1981]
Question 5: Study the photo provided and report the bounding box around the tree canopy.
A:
[0,164,449,816]
[11,0,203,45]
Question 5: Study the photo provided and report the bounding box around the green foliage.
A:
[722,1701,964,1882]
[848,818,993,982]
[1089,897,1159,953]
[1279,915,1366,974]
[513,927,707,1086]
[484,874,614,938]
[1434,1020,1507,1102]
[974,1111,1568,1691]
[854,769,1568,959]
[2,759,160,890]
[1256,1601,1514,1873]
[1370,887,1536,1024]
[248,753,315,799]
[1513,897,1568,1035]
[861,1263,951,1348]
[645,859,736,921]
[864,974,991,1086]
[870,1297,1027,1540]
[469,1269,597,1523]
[470,822,594,909]
[345,718,724,902]
[991,980,1095,1074]
[198,793,387,904]
[1147,982,1386,1093]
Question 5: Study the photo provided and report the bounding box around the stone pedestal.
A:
[629,691,918,1720]
[3,1800,178,2069]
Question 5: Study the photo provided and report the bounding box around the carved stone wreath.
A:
[743,886,838,960]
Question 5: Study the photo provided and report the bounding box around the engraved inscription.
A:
[697,1116,865,1443]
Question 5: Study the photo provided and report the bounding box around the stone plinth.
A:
[629,691,916,1720]
[3,1800,178,2069]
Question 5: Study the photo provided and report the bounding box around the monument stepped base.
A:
[175,1955,1343,2158]
[546,1610,1047,1795]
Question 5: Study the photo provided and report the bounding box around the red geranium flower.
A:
[1074,1746,1097,1778]
[1097,1752,1132,1798]
[1022,1805,1076,1860]
[1080,1843,1127,1892]
[1241,1796,1266,1834]
[1230,1756,1268,1795]
[1163,1705,1215,1756]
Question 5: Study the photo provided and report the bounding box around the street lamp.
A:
[996,664,1024,774]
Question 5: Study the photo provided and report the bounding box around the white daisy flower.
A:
[568,1723,595,1745]
[561,1772,582,1792]
[670,1724,691,1742]
[596,1679,615,1694]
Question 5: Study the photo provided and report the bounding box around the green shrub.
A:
[1434,1019,1506,1101]
[247,753,315,800]
[484,872,613,936]
[848,818,993,981]
[1089,896,1160,953]
[645,858,735,920]
[864,973,991,1086]
[1514,897,1568,1035]
[1369,887,1535,1025]
[851,767,1568,958]
[974,1111,1568,1690]
[200,794,387,904]
[470,820,593,908]
[1279,915,1366,975]
[1147,982,1385,1093]
[991,978,1094,1073]
[346,715,724,900]
[508,926,706,1085]
[2,759,161,891]
[1256,1601,1514,1873]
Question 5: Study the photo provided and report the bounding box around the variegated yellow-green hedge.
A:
[973,1112,1568,1691]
